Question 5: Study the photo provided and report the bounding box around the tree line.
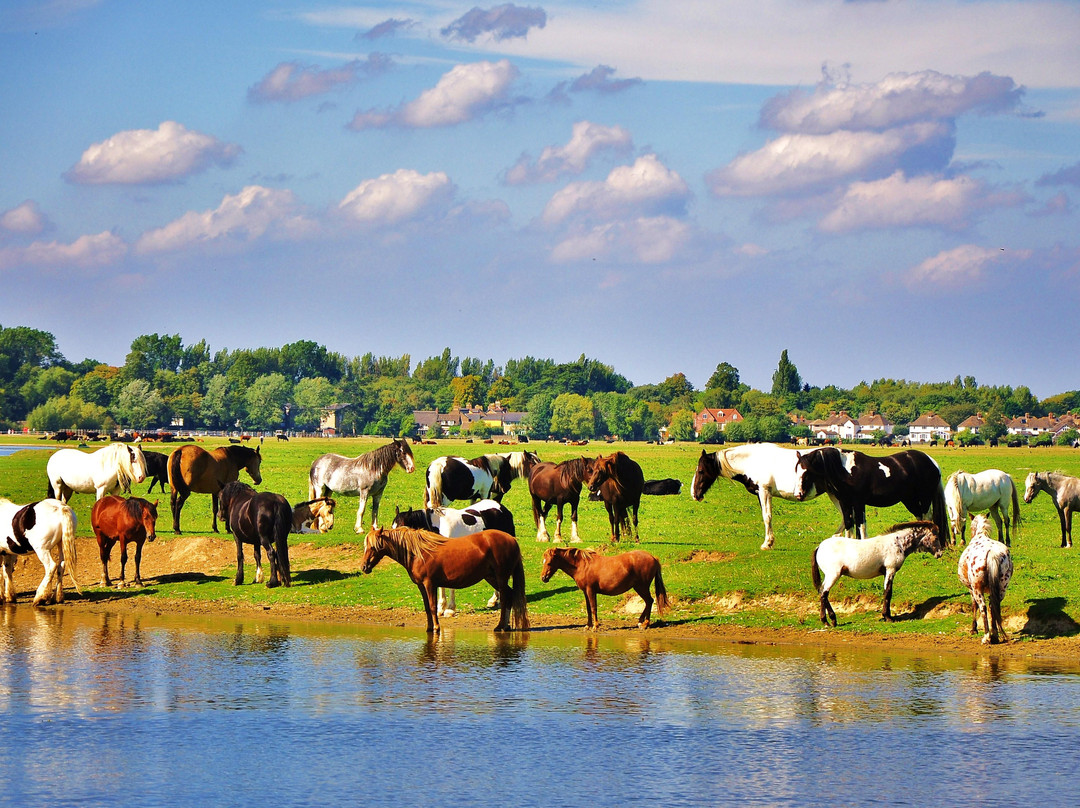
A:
[1,325,1077,441]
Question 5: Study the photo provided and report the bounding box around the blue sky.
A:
[1,0,1078,397]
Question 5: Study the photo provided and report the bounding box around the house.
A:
[412,410,439,437]
[856,412,893,440]
[412,403,528,437]
[1008,412,1078,439]
[806,411,857,441]
[693,407,743,436]
[908,412,952,443]
[957,413,985,434]
[319,403,351,435]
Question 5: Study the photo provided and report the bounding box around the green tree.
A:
[550,393,595,439]
[523,392,554,438]
[245,373,293,430]
[667,409,696,441]
[25,395,107,431]
[451,375,484,407]
[292,377,336,431]
[771,350,802,397]
[698,422,724,444]
[201,374,238,428]
[115,380,167,429]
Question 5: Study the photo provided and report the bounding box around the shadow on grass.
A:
[527,584,577,603]
[290,568,357,586]
[898,595,952,621]
[1018,597,1080,638]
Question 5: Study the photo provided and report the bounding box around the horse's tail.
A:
[60,504,80,594]
[424,465,443,510]
[653,564,669,616]
[167,448,183,493]
[943,472,962,540]
[984,551,1007,637]
[509,550,530,631]
[811,547,823,593]
[931,478,950,546]
[1010,479,1022,535]
[274,502,292,587]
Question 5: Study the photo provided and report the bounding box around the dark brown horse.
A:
[167,444,262,533]
[540,547,668,629]
[361,526,529,634]
[91,495,158,588]
[586,452,644,543]
[528,457,594,543]
[217,481,291,588]
[141,449,170,494]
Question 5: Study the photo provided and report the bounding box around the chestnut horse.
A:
[586,452,644,543]
[528,457,594,543]
[217,481,291,588]
[167,444,262,534]
[361,526,529,634]
[540,547,668,629]
[91,495,158,588]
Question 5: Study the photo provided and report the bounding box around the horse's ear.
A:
[256,445,261,455]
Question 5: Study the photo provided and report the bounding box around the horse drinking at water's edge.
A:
[958,514,1013,644]
[540,547,668,630]
[218,481,292,588]
[91,496,158,588]
[168,444,262,534]
[46,442,148,503]
[0,498,80,606]
[944,469,1020,546]
[309,438,415,533]
[1024,471,1080,548]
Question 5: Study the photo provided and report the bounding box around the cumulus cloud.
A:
[441,4,546,42]
[358,18,417,40]
[135,186,314,254]
[248,55,392,103]
[338,169,455,225]
[0,200,48,237]
[908,244,1011,286]
[349,60,520,130]
[542,154,689,225]
[505,121,633,185]
[550,216,691,264]
[1036,161,1080,187]
[65,121,241,185]
[0,231,126,271]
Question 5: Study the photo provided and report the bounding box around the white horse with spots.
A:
[958,514,1013,644]
[46,443,148,503]
[0,498,81,606]
[944,469,1020,546]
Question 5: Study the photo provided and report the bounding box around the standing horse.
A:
[46,443,148,503]
[794,448,948,543]
[528,457,594,543]
[944,469,1021,546]
[0,498,80,606]
[361,526,529,634]
[91,496,158,588]
[291,497,336,534]
[423,451,540,508]
[1024,471,1080,548]
[540,547,668,629]
[691,444,842,550]
[217,481,292,588]
[309,438,415,533]
[958,514,1013,644]
[168,444,262,534]
[586,452,644,543]
[811,521,943,626]
[141,449,170,494]
[392,499,515,616]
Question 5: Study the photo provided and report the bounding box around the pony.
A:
[794,448,948,542]
[540,547,668,630]
[392,499,515,616]
[944,469,1021,546]
[167,444,262,534]
[528,457,594,543]
[361,526,529,635]
[291,497,336,534]
[91,496,158,588]
[140,449,170,493]
[1024,471,1080,548]
[217,481,292,588]
[46,442,148,503]
[423,451,540,508]
[0,498,80,606]
[811,521,943,626]
[958,514,1013,644]
[586,452,644,543]
[643,478,682,496]
[308,438,415,533]
[691,444,843,550]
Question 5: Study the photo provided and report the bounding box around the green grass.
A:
[3,436,1079,638]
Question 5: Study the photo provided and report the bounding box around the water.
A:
[0,608,1078,807]
[0,444,51,457]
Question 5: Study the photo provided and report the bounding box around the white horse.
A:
[46,443,148,503]
[958,514,1013,644]
[0,498,81,606]
[309,438,415,533]
[944,469,1021,546]
[691,444,842,550]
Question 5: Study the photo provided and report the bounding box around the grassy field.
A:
[2,435,1079,639]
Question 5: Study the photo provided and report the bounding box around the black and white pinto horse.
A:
[794,448,948,542]
[424,451,540,509]
[0,498,81,606]
[392,499,515,616]
[309,438,415,533]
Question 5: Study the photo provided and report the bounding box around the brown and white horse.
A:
[958,514,1013,644]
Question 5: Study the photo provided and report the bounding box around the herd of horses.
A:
[3,438,1080,641]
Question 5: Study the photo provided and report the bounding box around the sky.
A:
[1,0,1078,398]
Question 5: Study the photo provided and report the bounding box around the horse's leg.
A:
[370,492,382,530]
[354,494,368,534]
[210,492,220,533]
[118,538,129,588]
[990,506,1006,546]
[233,537,245,586]
[171,489,189,534]
[630,502,640,543]
[264,540,282,588]
[1066,507,1074,549]
[1057,506,1069,548]
[96,531,112,588]
[569,496,581,543]
[133,539,144,587]
[33,550,59,606]
[758,488,774,550]
[586,587,599,630]
[419,582,439,633]
[881,569,895,622]
[855,504,868,542]
[254,542,265,585]
[554,502,564,543]
[437,588,456,617]
[634,583,654,628]
[819,570,840,626]
[495,573,512,632]
[606,502,618,543]
[536,500,552,542]
[969,594,980,635]
[0,557,14,603]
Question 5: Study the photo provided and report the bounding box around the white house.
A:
[908,412,952,443]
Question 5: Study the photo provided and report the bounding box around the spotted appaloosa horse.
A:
[958,514,1013,644]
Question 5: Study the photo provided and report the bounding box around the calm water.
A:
[0,608,1078,807]
[0,444,51,457]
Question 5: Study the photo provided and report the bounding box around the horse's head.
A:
[312,498,335,533]
[791,450,818,501]
[395,439,416,474]
[128,445,148,485]
[144,499,159,543]
[540,547,560,583]
[969,514,993,542]
[585,455,615,494]
[920,523,945,558]
[246,446,263,485]
[520,450,541,477]
[1023,472,1039,503]
[361,527,388,573]
[690,449,720,501]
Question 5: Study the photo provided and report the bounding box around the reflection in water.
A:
[0,607,1078,807]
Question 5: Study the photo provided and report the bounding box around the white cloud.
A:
[136,186,314,253]
[248,56,391,103]
[542,154,689,224]
[0,231,126,271]
[65,121,241,185]
[338,169,455,225]
[505,121,633,185]
[908,244,1007,285]
[550,216,691,264]
[0,200,48,236]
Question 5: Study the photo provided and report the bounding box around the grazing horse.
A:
[91,496,158,588]
[361,526,529,635]
[944,469,1021,546]
[46,442,148,503]
[540,547,668,629]
[0,498,80,606]
[794,448,948,542]
[392,499,515,616]
[1024,471,1080,548]
[168,444,262,534]
[691,444,843,550]
[141,449,170,494]
[528,457,594,543]
[811,521,943,626]
[291,497,336,534]
[958,514,1013,644]
[424,451,540,508]
[643,478,682,496]
[308,438,415,533]
[217,481,292,588]
[586,452,644,543]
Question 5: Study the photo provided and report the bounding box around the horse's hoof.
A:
[570,538,582,544]
[536,536,549,542]
[760,542,774,551]
[639,620,650,629]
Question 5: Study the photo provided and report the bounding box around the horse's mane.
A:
[366,440,409,474]
[109,443,136,492]
[371,526,447,563]
[468,454,497,474]
[558,457,591,485]
[221,444,260,462]
[123,497,150,520]
[885,520,937,534]
[560,546,599,562]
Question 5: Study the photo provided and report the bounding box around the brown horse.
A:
[91,495,158,588]
[528,457,594,543]
[540,547,668,629]
[167,444,262,533]
[586,452,644,542]
[361,526,529,634]
[217,481,292,588]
